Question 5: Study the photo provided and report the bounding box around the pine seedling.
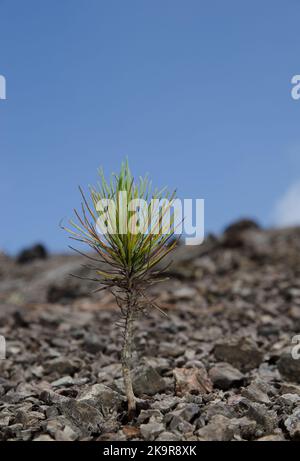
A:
[64,160,178,417]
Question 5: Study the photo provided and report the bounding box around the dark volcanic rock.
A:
[209,363,245,390]
[16,243,48,264]
[47,282,80,303]
[222,219,260,248]
[140,421,165,440]
[214,337,264,372]
[76,384,124,414]
[277,349,300,384]
[58,399,104,435]
[132,364,167,397]
[284,408,300,440]
[196,415,234,441]
[233,398,277,436]
[164,402,200,434]
[44,357,79,377]
[241,380,272,405]
[83,333,104,354]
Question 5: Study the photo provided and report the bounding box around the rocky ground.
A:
[1,220,300,441]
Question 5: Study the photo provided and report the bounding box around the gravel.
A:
[1,223,300,440]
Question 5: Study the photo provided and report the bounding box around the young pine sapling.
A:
[64,161,178,418]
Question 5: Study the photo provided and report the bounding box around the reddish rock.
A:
[173,367,212,396]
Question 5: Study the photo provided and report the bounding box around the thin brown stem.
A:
[121,284,136,419]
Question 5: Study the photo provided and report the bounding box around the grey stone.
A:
[256,433,285,441]
[19,429,34,441]
[228,417,257,440]
[140,421,165,441]
[172,287,197,300]
[39,389,69,405]
[233,398,277,436]
[45,418,64,438]
[55,425,78,441]
[58,399,104,435]
[166,403,200,423]
[200,401,236,422]
[278,350,300,384]
[209,362,244,390]
[196,415,234,441]
[159,341,185,358]
[132,364,167,396]
[241,380,271,405]
[214,337,263,372]
[51,376,74,387]
[156,431,181,441]
[33,434,54,441]
[137,409,163,424]
[0,416,11,427]
[278,393,300,408]
[44,357,79,376]
[165,414,194,434]
[284,407,300,440]
[202,401,236,420]
[280,383,300,395]
[77,384,123,414]
[14,410,45,428]
[146,357,171,373]
[84,333,104,354]
[152,395,181,413]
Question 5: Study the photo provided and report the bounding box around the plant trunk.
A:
[121,291,136,419]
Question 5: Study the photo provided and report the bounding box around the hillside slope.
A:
[1,221,300,441]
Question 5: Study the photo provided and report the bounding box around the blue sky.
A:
[1,0,300,253]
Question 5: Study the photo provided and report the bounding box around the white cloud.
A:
[274,181,300,227]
